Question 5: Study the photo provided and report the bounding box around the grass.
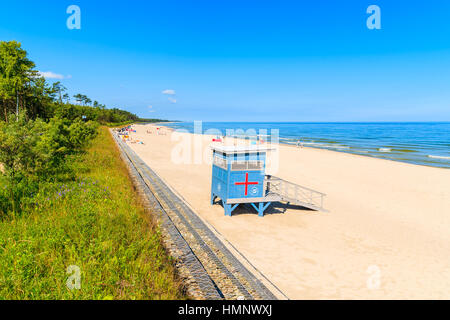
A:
[0,127,186,299]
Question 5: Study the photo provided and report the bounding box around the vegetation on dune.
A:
[0,116,98,214]
[0,128,185,299]
[0,41,184,299]
[0,40,168,214]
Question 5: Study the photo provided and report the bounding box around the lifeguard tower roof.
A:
[210,144,275,154]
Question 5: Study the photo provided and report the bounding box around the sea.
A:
[161,122,450,169]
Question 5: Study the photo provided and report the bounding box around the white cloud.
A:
[162,89,176,95]
[168,97,177,103]
[38,71,67,79]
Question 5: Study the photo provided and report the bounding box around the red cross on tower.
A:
[234,172,259,196]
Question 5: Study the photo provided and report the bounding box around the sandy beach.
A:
[123,123,450,299]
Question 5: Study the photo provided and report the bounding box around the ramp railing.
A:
[265,175,327,212]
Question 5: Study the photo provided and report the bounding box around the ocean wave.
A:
[379,148,391,152]
[280,140,351,150]
[328,145,350,150]
[428,155,450,160]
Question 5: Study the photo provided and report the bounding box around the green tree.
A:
[62,93,70,103]
[0,41,36,122]
[73,93,83,105]
[25,76,54,120]
[52,81,67,104]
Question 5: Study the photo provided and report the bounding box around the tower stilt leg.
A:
[224,204,232,216]
[258,202,264,217]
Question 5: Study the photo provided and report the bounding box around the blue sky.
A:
[1,0,450,121]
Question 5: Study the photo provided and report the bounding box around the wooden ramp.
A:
[265,175,328,212]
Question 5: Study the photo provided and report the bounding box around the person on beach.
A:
[297,139,303,148]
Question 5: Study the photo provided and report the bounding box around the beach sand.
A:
[124,123,450,299]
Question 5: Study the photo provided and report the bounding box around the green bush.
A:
[0,115,98,215]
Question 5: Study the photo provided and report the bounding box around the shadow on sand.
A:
[213,199,316,217]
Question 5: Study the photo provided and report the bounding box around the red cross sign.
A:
[234,172,259,196]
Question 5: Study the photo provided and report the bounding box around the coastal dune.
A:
[125,123,450,299]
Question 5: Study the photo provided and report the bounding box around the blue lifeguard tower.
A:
[210,145,277,217]
[210,144,328,217]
